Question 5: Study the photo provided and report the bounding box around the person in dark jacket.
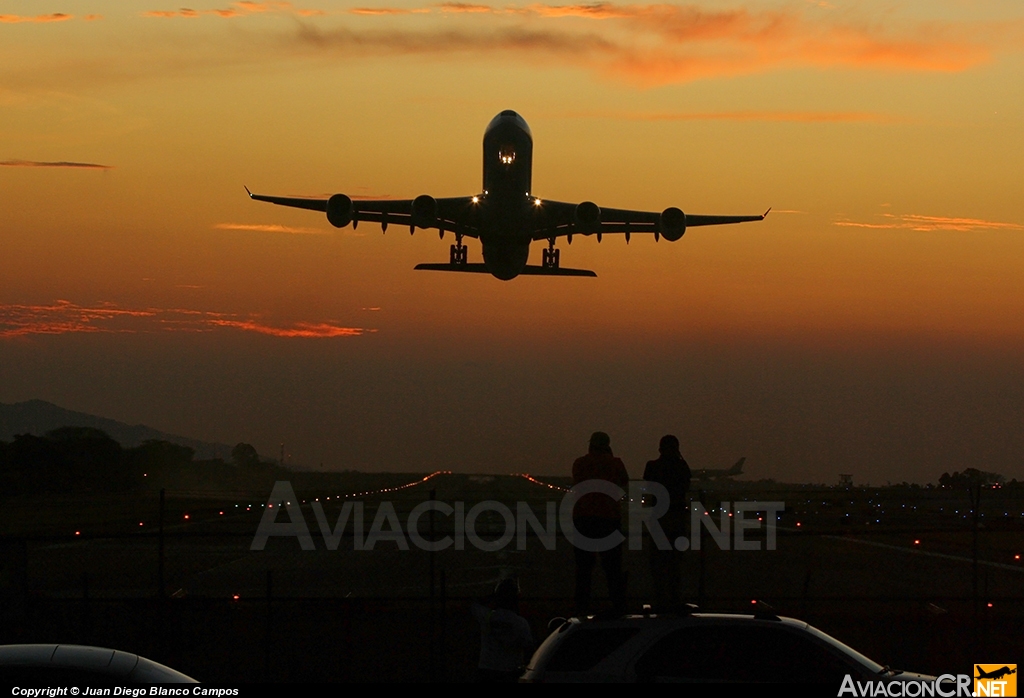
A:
[643,434,691,609]
[571,431,629,615]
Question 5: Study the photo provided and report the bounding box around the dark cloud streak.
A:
[0,160,113,170]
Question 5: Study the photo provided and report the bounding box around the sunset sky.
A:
[2,0,1023,483]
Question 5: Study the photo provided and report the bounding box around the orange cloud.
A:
[349,7,430,14]
[214,222,326,234]
[206,319,371,337]
[522,3,635,19]
[579,110,897,123]
[144,1,320,19]
[438,3,493,13]
[0,301,374,339]
[834,213,1024,232]
[0,160,112,169]
[0,13,73,23]
[291,3,996,86]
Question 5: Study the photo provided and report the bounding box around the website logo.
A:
[975,665,1017,697]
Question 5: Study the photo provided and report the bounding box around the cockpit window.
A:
[499,147,515,165]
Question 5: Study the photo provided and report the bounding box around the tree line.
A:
[0,427,276,495]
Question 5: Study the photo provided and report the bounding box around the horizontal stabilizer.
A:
[414,263,596,277]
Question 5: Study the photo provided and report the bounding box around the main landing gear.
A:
[541,238,560,269]
[449,235,468,266]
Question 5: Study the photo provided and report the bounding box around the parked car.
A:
[522,611,937,683]
[0,644,197,683]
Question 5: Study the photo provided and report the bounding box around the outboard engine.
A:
[574,201,601,233]
[326,194,353,228]
[659,207,686,241]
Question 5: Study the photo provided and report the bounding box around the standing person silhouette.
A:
[571,431,629,615]
[643,434,691,610]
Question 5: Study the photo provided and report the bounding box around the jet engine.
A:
[412,195,438,228]
[326,194,353,228]
[574,201,601,233]
[659,207,686,241]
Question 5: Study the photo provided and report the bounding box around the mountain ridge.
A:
[0,399,233,460]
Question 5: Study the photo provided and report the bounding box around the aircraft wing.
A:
[246,188,482,237]
[530,200,768,240]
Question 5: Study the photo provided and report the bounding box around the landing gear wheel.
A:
[450,241,468,265]
[542,241,560,270]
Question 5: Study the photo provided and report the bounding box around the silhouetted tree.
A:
[939,468,1003,489]
[231,443,260,468]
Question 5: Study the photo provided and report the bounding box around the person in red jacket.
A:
[571,431,629,614]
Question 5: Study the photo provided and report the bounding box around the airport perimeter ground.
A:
[1,473,1021,682]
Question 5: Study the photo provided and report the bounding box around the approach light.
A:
[233,594,240,601]
[1016,554,1021,560]
[914,539,920,545]
[184,514,190,520]
[139,522,144,527]
[796,522,801,527]
[75,531,81,536]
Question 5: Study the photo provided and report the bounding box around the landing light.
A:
[534,198,542,206]
[471,196,479,204]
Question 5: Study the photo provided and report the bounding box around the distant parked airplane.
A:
[692,457,746,481]
[247,110,768,280]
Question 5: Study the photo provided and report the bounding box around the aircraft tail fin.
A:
[729,457,746,475]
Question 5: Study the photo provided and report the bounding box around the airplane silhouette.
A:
[976,667,1017,680]
[692,457,746,480]
[247,110,769,281]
